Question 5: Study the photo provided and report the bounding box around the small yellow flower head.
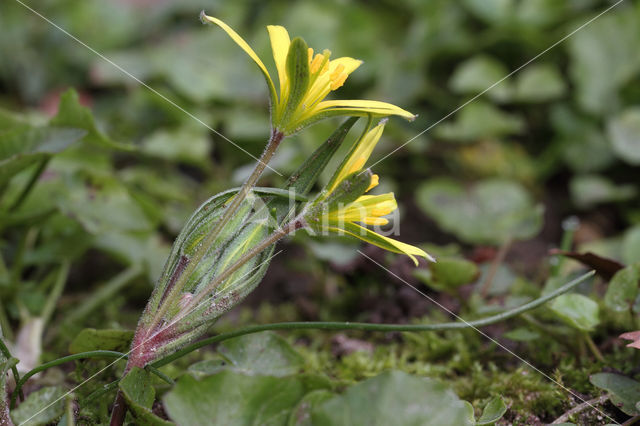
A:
[305,121,434,265]
[201,13,416,135]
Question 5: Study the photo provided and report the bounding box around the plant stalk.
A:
[149,129,284,329]
[172,217,304,324]
[583,333,605,363]
[152,271,595,369]
[112,130,285,426]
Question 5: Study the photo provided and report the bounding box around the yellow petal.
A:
[327,123,385,194]
[327,193,397,223]
[327,223,435,265]
[361,217,389,226]
[267,25,291,98]
[366,174,379,192]
[202,14,277,104]
[315,99,416,121]
[328,57,362,76]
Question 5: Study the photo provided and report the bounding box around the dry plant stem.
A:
[480,237,512,297]
[149,129,284,330]
[551,394,609,424]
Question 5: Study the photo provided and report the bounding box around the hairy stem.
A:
[149,130,284,329]
[173,218,304,323]
[0,339,22,403]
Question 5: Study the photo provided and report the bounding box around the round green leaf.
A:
[416,178,543,245]
[549,293,600,332]
[311,371,474,426]
[604,265,640,312]
[608,108,640,165]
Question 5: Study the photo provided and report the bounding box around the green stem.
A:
[0,303,13,342]
[9,157,49,212]
[49,265,142,342]
[151,271,595,368]
[172,217,303,324]
[10,350,174,408]
[0,338,23,402]
[10,350,126,408]
[551,217,579,278]
[145,365,174,385]
[41,262,71,326]
[150,130,285,328]
[64,394,75,426]
[583,333,605,363]
[84,379,120,404]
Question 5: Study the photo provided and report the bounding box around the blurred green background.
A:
[2,0,640,423]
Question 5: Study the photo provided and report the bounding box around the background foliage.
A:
[1,0,640,424]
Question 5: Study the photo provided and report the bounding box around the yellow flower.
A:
[306,121,434,265]
[201,13,416,135]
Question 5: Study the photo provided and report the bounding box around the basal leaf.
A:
[217,332,305,377]
[590,372,640,416]
[311,371,474,426]
[549,294,600,332]
[163,371,308,426]
[69,328,134,354]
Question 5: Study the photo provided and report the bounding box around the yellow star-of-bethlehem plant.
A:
[201,13,416,135]
[304,121,434,265]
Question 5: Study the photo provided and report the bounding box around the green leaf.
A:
[549,294,600,332]
[120,367,173,425]
[590,372,640,416]
[68,328,134,354]
[163,371,309,426]
[285,117,358,196]
[553,107,615,174]
[10,386,66,426]
[461,0,514,25]
[57,182,154,235]
[416,178,543,245]
[623,226,640,265]
[514,64,566,102]
[476,396,507,425]
[311,371,474,426]
[414,257,479,292]
[604,265,640,313]
[569,174,637,209]
[288,390,334,426]
[141,127,212,168]
[449,55,511,102]
[50,89,133,150]
[434,102,524,141]
[607,107,640,165]
[0,127,85,187]
[567,10,640,115]
[217,332,305,377]
[503,327,540,342]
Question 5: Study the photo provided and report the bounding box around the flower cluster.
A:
[201,13,415,134]
[304,121,433,265]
